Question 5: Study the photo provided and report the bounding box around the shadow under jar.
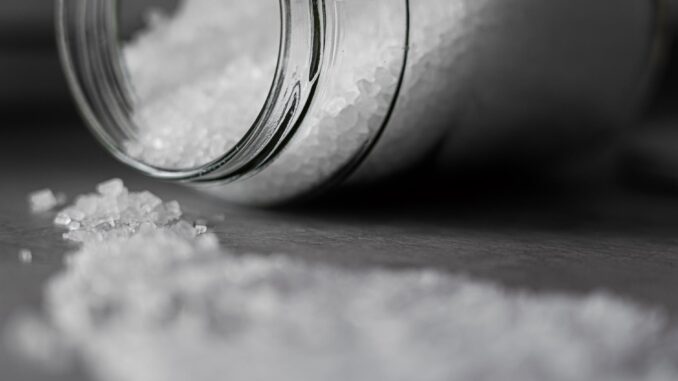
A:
[57,0,663,205]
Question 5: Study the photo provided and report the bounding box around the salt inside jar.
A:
[57,0,661,204]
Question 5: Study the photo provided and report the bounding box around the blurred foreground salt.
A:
[7,180,678,381]
[28,189,66,214]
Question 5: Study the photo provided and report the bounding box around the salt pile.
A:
[7,179,678,381]
[123,0,279,169]
[53,178,195,242]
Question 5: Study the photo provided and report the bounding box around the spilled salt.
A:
[7,179,678,381]
[18,249,33,264]
[28,189,66,214]
[53,178,185,243]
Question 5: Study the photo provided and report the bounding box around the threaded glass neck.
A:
[57,0,324,182]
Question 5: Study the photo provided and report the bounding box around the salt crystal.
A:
[28,189,65,214]
[96,178,126,197]
[48,180,186,243]
[68,210,86,222]
[53,213,71,227]
[193,223,208,235]
[164,201,182,218]
[18,249,33,264]
[137,191,162,212]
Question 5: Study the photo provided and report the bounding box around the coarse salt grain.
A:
[193,222,208,235]
[96,178,125,197]
[18,249,33,264]
[53,213,72,227]
[54,179,184,243]
[28,189,66,214]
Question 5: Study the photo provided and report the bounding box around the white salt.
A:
[53,213,71,227]
[28,189,66,214]
[8,180,678,381]
[18,249,33,264]
[118,0,654,204]
[12,234,678,381]
[96,178,125,197]
[54,179,184,243]
[121,0,409,202]
[123,0,279,169]
[193,221,208,235]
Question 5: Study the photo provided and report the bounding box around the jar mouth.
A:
[57,0,324,182]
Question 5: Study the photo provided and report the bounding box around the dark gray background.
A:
[2,1,677,122]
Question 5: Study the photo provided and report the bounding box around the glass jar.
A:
[57,0,663,205]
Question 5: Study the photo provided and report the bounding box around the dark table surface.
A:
[3,124,678,381]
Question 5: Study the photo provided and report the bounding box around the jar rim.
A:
[56,0,325,182]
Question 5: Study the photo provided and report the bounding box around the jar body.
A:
[58,0,661,205]
[357,0,659,179]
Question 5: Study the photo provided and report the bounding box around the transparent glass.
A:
[119,0,279,169]
[57,0,661,205]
